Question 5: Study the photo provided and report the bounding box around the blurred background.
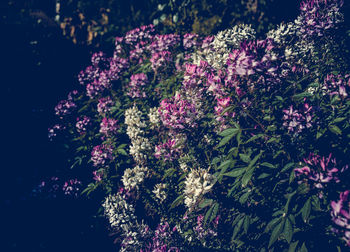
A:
[1,0,349,251]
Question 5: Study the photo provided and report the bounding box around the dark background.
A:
[1,1,349,251]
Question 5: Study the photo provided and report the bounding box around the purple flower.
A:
[62,179,82,197]
[282,103,314,134]
[294,153,348,189]
[97,97,114,115]
[55,99,76,117]
[99,117,119,137]
[127,73,148,98]
[76,116,90,133]
[91,144,113,167]
[331,190,350,246]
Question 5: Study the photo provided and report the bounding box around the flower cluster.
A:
[193,214,218,242]
[76,116,90,133]
[148,107,160,128]
[152,183,167,203]
[48,124,65,140]
[62,178,82,197]
[154,134,186,162]
[150,51,172,72]
[184,168,214,211]
[159,92,199,130]
[294,153,348,190]
[97,96,114,115]
[122,165,148,191]
[99,117,118,137]
[331,190,350,246]
[127,73,148,98]
[282,103,313,134]
[90,144,113,167]
[55,99,76,118]
[322,73,350,98]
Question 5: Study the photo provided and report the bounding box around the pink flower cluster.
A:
[62,178,82,197]
[294,153,348,189]
[76,116,90,133]
[183,33,199,50]
[48,124,65,140]
[323,73,350,98]
[159,93,198,130]
[154,138,182,161]
[298,0,344,38]
[127,73,148,98]
[97,96,114,115]
[55,99,76,118]
[150,51,172,72]
[193,214,219,240]
[99,117,118,137]
[91,144,113,167]
[331,190,350,246]
[282,103,313,134]
[214,97,235,130]
[148,34,181,53]
[124,24,155,45]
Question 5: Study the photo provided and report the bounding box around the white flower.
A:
[153,183,167,202]
[122,165,148,191]
[184,168,214,210]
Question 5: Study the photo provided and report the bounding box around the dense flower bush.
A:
[49,0,350,250]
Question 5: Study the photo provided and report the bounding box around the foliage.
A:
[49,0,350,251]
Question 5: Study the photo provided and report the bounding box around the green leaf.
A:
[245,134,265,144]
[301,198,311,223]
[333,117,347,123]
[300,242,308,252]
[117,148,128,156]
[283,218,293,243]
[241,169,254,187]
[170,195,184,209]
[224,168,245,177]
[288,241,299,252]
[247,151,264,170]
[210,203,219,223]
[219,128,239,137]
[261,162,276,169]
[258,173,271,179]
[269,218,285,248]
[329,125,342,135]
[217,134,235,148]
[265,218,282,233]
[281,163,295,173]
[199,198,213,209]
[243,215,250,234]
[239,191,250,204]
[232,217,244,240]
[218,160,234,172]
[239,153,251,163]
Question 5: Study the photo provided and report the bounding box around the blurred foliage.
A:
[1,0,303,49]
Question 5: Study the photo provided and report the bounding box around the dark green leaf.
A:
[269,218,285,248]
[300,242,308,252]
[261,162,276,169]
[288,241,299,252]
[301,198,311,223]
[170,195,184,209]
[329,125,342,135]
[283,218,293,243]
[239,153,251,163]
[219,128,239,137]
[224,168,245,177]
[232,217,244,240]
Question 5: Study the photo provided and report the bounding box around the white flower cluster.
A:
[267,22,298,44]
[152,183,167,202]
[212,24,256,50]
[103,193,151,251]
[148,107,160,128]
[102,193,137,232]
[184,168,215,210]
[125,105,151,164]
[122,165,148,191]
[193,24,256,69]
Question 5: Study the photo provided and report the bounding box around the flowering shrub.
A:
[49,0,350,250]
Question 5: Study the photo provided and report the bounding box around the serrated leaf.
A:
[242,170,253,187]
[239,153,251,163]
[288,241,299,252]
[232,217,244,240]
[217,134,234,148]
[219,128,239,137]
[243,215,250,234]
[261,162,276,169]
[224,168,245,177]
[329,125,342,135]
[199,198,213,209]
[281,163,295,173]
[268,218,285,248]
[301,198,311,223]
[258,173,271,179]
[283,218,293,243]
[170,195,184,209]
[239,191,250,204]
[333,117,347,123]
[300,242,308,252]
